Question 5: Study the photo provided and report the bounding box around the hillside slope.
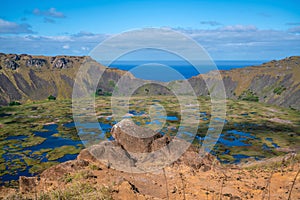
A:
[0,53,133,105]
[0,53,299,110]
[188,56,300,110]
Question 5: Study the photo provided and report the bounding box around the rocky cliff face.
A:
[0,53,299,110]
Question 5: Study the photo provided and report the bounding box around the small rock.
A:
[171,186,177,193]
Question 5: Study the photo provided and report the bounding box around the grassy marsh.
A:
[0,96,299,184]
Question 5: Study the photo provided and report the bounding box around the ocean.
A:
[108,60,265,82]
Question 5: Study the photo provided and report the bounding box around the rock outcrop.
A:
[4,60,19,70]
[50,119,220,186]
[26,58,47,68]
[52,57,71,69]
[82,119,218,173]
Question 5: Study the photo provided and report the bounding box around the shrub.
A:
[9,101,21,106]
[273,86,286,95]
[89,164,100,170]
[238,90,259,102]
[94,89,112,96]
[48,95,56,101]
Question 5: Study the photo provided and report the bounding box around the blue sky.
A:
[0,0,299,60]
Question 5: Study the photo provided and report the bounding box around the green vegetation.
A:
[273,86,286,95]
[94,88,112,97]
[22,136,46,148]
[0,96,299,184]
[47,146,81,161]
[9,101,21,106]
[48,95,56,101]
[238,89,259,102]
[89,164,101,171]
[108,80,116,88]
[105,131,112,139]
[37,183,113,200]
[103,92,112,96]
[32,148,52,156]
[245,153,300,171]
[61,173,73,183]
[29,161,59,174]
[218,154,235,162]
[24,157,39,166]
[96,88,103,95]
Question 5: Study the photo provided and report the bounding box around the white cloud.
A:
[0,19,34,34]
[81,46,89,51]
[0,32,108,56]
[62,44,70,49]
[21,35,73,42]
[45,36,73,42]
[33,8,65,18]
[43,17,56,24]
[219,25,257,32]
[173,26,300,59]
[0,26,299,60]
[288,26,300,33]
[72,31,95,37]
[200,21,222,26]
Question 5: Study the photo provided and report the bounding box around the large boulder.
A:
[111,119,167,153]
[77,119,177,172]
